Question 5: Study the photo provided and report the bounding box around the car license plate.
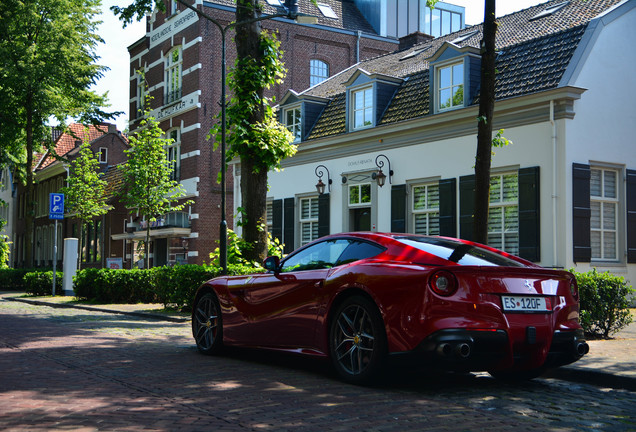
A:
[501,296,549,312]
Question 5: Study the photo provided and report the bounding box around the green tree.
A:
[119,95,191,269]
[61,128,109,269]
[0,0,115,267]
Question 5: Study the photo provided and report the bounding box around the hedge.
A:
[573,268,634,338]
[24,271,63,296]
[0,268,39,292]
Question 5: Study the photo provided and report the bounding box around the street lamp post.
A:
[175,0,315,274]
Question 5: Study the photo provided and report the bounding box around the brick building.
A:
[13,123,129,268]
[122,0,400,266]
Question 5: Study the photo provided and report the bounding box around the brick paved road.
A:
[1,299,634,431]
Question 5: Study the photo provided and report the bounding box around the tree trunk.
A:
[235,0,268,262]
[473,0,497,245]
[25,94,35,268]
[240,155,268,262]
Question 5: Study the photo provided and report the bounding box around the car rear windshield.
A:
[394,236,525,267]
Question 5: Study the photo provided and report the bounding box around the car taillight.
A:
[570,278,579,300]
[429,270,458,296]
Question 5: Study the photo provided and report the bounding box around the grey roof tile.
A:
[302,0,620,140]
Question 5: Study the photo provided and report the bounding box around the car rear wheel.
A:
[192,292,223,355]
[329,296,387,385]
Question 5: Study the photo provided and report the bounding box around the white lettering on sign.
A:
[150,10,198,48]
[149,91,199,121]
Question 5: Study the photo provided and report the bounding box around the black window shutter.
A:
[271,199,283,245]
[627,169,636,263]
[283,197,295,254]
[318,193,330,237]
[391,184,407,232]
[459,175,475,241]
[572,163,591,262]
[518,166,540,262]
[438,178,456,237]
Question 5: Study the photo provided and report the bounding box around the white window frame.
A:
[98,147,108,164]
[299,196,319,246]
[437,61,464,112]
[283,105,302,142]
[411,182,440,235]
[310,60,329,87]
[488,172,519,255]
[590,167,620,261]
[351,86,373,130]
[166,128,181,181]
[266,201,273,234]
[165,47,182,104]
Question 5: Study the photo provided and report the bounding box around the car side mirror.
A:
[263,256,280,272]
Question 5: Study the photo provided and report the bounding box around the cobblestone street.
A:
[1,298,634,431]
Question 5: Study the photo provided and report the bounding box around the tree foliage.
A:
[0,0,116,266]
[119,93,191,269]
[61,128,109,268]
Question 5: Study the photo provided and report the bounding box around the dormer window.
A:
[437,62,464,111]
[284,105,302,142]
[98,147,108,164]
[352,87,373,130]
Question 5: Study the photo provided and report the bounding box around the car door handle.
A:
[314,281,323,289]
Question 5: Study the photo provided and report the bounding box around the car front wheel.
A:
[329,296,387,385]
[192,292,223,355]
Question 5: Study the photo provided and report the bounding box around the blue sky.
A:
[93,0,544,132]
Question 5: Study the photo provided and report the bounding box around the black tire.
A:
[192,292,223,355]
[329,295,387,385]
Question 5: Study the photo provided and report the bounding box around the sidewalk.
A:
[1,291,634,390]
[0,291,190,323]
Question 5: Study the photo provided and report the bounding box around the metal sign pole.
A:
[52,219,57,296]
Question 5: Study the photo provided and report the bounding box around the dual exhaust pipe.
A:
[575,341,589,357]
[437,342,471,359]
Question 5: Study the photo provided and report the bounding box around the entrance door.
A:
[154,238,168,267]
[352,207,371,231]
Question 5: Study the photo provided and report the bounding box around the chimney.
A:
[399,31,434,51]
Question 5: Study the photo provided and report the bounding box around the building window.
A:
[310,60,329,87]
[317,3,338,19]
[412,183,440,235]
[284,106,302,142]
[266,201,273,233]
[422,5,462,38]
[300,197,319,245]
[136,71,147,112]
[165,47,182,104]
[169,0,178,15]
[352,87,373,130]
[348,182,372,231]
[438,62,464,111]
[98,147,108,164]
[488,173,519,255]
[166,129,181,181]
[590,168,618,261]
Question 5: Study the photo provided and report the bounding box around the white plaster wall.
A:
[563,3,636,284]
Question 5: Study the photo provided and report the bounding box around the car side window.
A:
[336,240,385,266]
[280,239,350,272]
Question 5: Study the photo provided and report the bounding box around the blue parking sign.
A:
[49,193,64,220]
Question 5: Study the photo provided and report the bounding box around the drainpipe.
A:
[356,30,361,63]
[550,100,558,267]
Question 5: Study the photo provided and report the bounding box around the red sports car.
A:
[192,233,588,384]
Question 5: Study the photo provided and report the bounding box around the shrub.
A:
[24,271,63,296]
[71,264,261,310]
[153,265,218,310]
[572,268,634,338]
[74,268,156,303]
[0,268,36,291]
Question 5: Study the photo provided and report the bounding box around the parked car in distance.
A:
[192,232,588,384]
